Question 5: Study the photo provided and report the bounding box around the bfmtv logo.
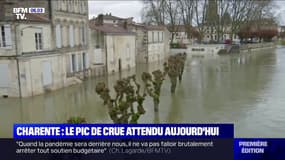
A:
[13,8,45,20]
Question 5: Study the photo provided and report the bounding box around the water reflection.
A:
[1,47,285,138]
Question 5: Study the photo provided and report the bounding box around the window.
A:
[69,0,73,12]
[56,24,62,48]
[80,1,84,14]
[69,25,74,47]
[82,52,89,69]
[158,32,160,42]
[75,0,79,13]
[71,54,76,72]
[82,53,86,69]
[94,49,102,64]
[81,24,86,45]
[161,32,164,41]
[81,1,85,14]
[0,24,12,48]
[35,32,43,50]
[1,26,6,47]
[152,32,154,43]
[78,54,82,71]
[57,1,61,10]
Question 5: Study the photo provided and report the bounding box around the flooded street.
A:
[1,47,285,138]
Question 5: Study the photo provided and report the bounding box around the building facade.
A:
[89,16,136,74]
[168,25,195,44]
[202,26,240,43]
[0,0,90,98]
[131,24,170,63]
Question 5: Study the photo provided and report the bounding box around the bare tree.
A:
[141,0,277,43]
[177,0,195,41]
[194,0,209,42]
[164,0,181,43]
[141,0,167,25]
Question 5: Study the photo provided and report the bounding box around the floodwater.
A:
[1,46,285,138]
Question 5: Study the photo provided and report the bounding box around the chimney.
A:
[123,21,128,29]
[96,14,104,25]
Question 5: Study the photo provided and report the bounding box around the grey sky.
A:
[88,1,143,22]
[88,0,285,25]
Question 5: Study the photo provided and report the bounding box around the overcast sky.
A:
[88,0,285,25]
[88,1,143,22]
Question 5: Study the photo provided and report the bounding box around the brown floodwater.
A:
[1,46,285,138]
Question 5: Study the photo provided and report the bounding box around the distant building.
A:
[0,0,89,98]
[89,17,136,74]
[202,26,240,43]
[90,14,170,66]
[131,24,170,63]
[278,25,285,39]
[168,25,195,44]
[280,26,285,33]
[93,13,134,25]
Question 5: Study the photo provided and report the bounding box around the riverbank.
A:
[240,42,275,53]
[170,44,224,57]
[170,42,276,56]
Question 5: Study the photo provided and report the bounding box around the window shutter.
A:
[69,25,74,47]
[79,54,83,71]
[76,54,79,71]
[4,24,12,48]
[81,25,84,45]
[35,33,38,50]
[84,26,87,45]
[56,24,62,48]
[69,54,73,73]
[85,53,89,68]
[39,33,43,49]
[0,26,2,47]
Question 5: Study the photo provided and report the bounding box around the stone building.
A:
[93,13,134,25]
[168,25,195,44]
[131,24,170,63]
[202,26,240,43]
[89,17,136,74]
[51,0,89,79]
[0,0,89,98]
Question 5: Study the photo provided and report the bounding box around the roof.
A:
[130,23,166,31]
[102,15,126,20]
[144,25,165,31]
[89,23,136,35]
